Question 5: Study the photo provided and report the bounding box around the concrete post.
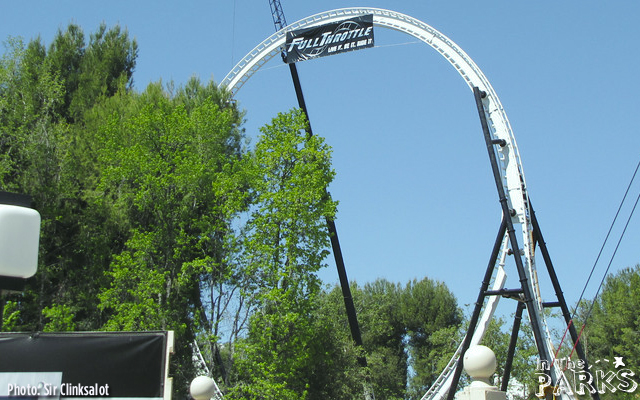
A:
[455,345,507,400]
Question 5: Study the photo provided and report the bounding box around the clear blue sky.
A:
[2,1,639,321]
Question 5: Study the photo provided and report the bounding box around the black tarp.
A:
[0,332,169,398]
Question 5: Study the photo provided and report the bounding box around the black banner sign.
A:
[285,15,374,63]
[0,331,171,399]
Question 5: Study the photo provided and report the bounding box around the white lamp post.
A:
[0,203,41,281]
[0,193,41,331]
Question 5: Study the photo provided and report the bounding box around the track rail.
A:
[219,8,570,399]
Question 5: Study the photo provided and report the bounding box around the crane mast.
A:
[269,0,287,31]
[269,0,290,63]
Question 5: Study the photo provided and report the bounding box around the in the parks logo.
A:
[535,356,638,398]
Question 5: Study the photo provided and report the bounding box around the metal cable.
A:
[572,157,640,319]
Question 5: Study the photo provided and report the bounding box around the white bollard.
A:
[190,376,218,400]
[455,345,507,400]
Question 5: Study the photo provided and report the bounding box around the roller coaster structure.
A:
[218,8,596,400]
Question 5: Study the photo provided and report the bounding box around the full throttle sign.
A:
[285,15,374,63]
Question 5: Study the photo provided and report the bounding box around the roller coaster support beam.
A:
[267,0,370,384]
[325,218,366,357]
[530,203,600,400]
[288,55,370,376]
[288,63,313,136]
[446,87,557,400]
[502,301,525,392]
[281,20,367,368]
[286,36,374,400]
[446,218,507,400]
[473,86,550,362]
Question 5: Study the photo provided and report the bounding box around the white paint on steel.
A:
[220,8,568,400]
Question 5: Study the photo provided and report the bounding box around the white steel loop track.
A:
[220,8,569,400]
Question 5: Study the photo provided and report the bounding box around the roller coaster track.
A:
[219,8,574,400]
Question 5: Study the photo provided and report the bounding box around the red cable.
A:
[568,323,586,362]
[550,319,572,369]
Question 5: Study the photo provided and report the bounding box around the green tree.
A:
[0,24,139,333]
[70,23,137,121]
[311,278,462,400]
[45,23,137,123]
[94,81,245,394]
[305,285,370,399]
[227,109,337,399]
[0,35,84,331]
[45,24,84,122]
[356,279,407,399]
[576,264,640,400]
[401,278,462,398]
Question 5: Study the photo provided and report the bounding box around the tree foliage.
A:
[1,25,243,395]
[575,264,640,400]
[226,109,337,399]
[1,22,599,400]
[584,265,640,365]
[0,25,138,332]
[307,278,462,400]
